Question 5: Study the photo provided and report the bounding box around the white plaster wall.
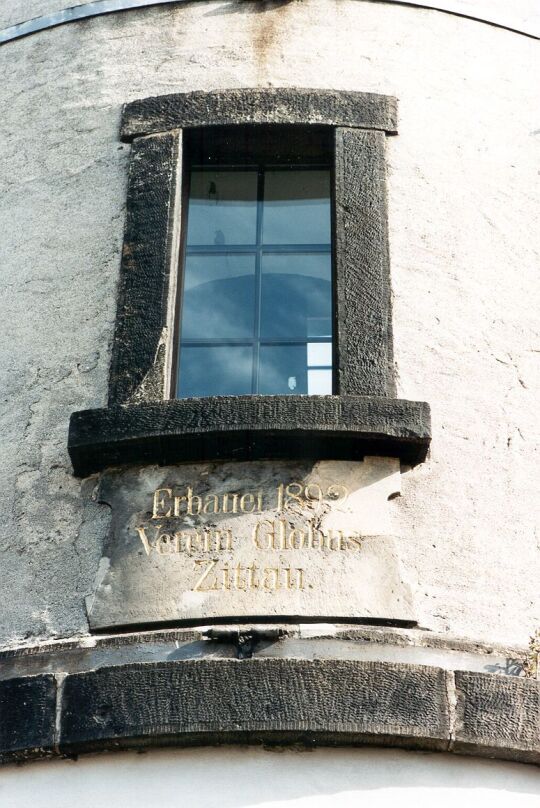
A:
[1,747,539,807]
[1,0,539,35]
[0,0,538,646]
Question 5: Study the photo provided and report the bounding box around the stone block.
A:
[454,671,540,764]
[0,674,56,761]
[60,659,449,752]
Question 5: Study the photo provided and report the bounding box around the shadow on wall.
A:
[203,0,294,15]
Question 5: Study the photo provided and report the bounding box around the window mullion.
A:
[252,167,265,394]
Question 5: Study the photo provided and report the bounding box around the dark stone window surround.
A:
[68,88,431,477]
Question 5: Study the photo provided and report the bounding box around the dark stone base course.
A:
[68,395,431,476]
[454,671,540,765]
[0,675,56,762]
[0,659,538,766]
[60,660,449,751]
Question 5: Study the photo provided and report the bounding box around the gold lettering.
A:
[173,495,186,517]
[240,492,255,513]
[136,524,159,555]
[193,559,219,591]
[205,529,233,552]
[187,560,310,592]
[284,566,305,589]
[276,518,287,550]
[222,493,239,513]
[152,489,172,518]
[306,522,323,550]
[187,487,201,515]
[233,562,247,590]
[284,482,304,511]
[192,530,204,552]
[252,520,273,550]
[175,531,187,553]
[304,483,322,509]
[156,533,173,554]
[327,529,344,551]
[262,567,279,591]
[247,561,260,589]
[221,562,231,590]
[176,530,193,553]
[203,493,219,514]
[288,528,305,550]
[326,483,348,502]
[284,565,294,589]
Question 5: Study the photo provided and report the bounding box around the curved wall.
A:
[2,747,540,806]
[0,0,538,649]
[1,0,539,39]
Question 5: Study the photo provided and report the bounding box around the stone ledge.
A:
[0,626,527,681]
[1,659,538,766]
[121,88,398,141]
[0,625,525,664]
[68,395,431,476]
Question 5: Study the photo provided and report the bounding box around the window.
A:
[175,127,333,398]
[68,89,430,475]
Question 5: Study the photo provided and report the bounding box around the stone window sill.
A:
[68,394,430,477]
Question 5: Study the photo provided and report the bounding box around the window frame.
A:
[68,88,431,476]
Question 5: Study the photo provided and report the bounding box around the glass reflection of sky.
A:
[179,345,253,397]
[261,254,331,340]
[263,170,331,245]
[181,254,256,340]
[178,167,333,398]
[187,171,257,246]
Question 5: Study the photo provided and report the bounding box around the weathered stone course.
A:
[454,671,540,764]
[59,659,448,750]
[0,659,537,765]
[0,675,56,762]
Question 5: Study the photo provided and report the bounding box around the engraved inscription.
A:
[136,480,362,592]
[192,560,305,592]
[87,459,416,630]
[152,481,348,519]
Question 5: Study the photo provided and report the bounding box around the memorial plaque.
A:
[87,458,416,629]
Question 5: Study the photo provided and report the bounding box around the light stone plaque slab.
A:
[87,458,416,629]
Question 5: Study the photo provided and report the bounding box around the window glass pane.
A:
[177,152,334,399]
[258,345,308,395]
[260,253,332,340]
[262,170,331,245]
[307,341,332,367]
[178,345,253,398]
[180,254,256,340]
[307,369,332,395]
[187,170,258,246]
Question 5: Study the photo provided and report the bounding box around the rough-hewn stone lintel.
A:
[121,88,398,141]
